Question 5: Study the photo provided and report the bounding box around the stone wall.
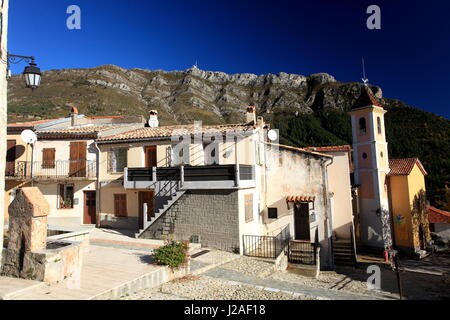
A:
[141,190,240,252]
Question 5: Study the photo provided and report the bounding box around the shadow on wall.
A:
[8,145,26,161]
[333,222,353,240]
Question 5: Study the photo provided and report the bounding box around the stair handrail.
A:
[141,166,182,229]
[350,223,358,264]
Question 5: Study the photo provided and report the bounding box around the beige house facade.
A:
[96,108,337,268]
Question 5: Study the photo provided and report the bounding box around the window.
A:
[377,117,382,135]
[362,152,368,160]
[114,194,127,217]
[268,207,278,219]
[42,148,56,168]
[359,117,367,135]
[244,194,253,222]
[58,184,74,209]
[108,148,127,173]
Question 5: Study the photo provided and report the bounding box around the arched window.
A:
[377,117,382,135]
[359,117,367,135]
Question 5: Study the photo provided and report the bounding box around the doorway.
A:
[83,191,96,224]
[138,191,155,229]
[294,203,311,241]
[144,146,157,167]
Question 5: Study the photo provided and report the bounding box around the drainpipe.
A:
[322,157,334,269]
[93,142,101,228]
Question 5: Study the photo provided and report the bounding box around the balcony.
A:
[124,164,256,190]
[5,160,97,180]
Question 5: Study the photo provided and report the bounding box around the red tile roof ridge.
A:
[389,158,427,176]
[303,145,352,152]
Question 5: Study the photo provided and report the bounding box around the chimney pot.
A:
[148,110,159,127]
[246,106,257,124]
[69,105,78,126]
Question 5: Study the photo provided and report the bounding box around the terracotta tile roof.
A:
[97,123,256,142]
[388,158,428,176]
[38,125,118,134]
[352,86,383,109]
[428,206,450,224]
[286,196,316,202]
[303,145,352,152]
[8,119,57,127]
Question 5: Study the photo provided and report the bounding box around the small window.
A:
[245,194,253,222]
[114,194,127,217]
[359,117,367,135]
[362,152,368,160]
[58,184,74,209]
[377,117,382,135]
[268,208,278,219]
[42,148,56,169]
[108,148,127,173]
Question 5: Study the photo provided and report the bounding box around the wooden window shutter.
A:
[107,151,113,173]
[245,194,253,222]
[42,148,56,168]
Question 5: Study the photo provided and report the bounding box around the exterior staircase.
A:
[332,239,356,267]
[135,188,186,238]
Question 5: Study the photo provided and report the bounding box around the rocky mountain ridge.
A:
[7,64,384,124]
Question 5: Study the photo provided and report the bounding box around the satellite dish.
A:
[267,129,278,142]
[21,129,37,145]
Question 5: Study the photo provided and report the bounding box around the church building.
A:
[349,85,431,257]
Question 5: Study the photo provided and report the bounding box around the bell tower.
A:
[349,85,392,250]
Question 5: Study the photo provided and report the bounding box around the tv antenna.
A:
[361,57,369,86]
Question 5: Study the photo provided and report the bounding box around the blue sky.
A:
[7,0,450,118]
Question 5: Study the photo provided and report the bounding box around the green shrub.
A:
[153,241,187,269]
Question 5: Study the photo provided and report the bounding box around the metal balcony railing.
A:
[127,164,254,183]
[5,160,97,179]
[243,225,291,259]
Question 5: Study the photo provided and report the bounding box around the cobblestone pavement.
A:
[122,275,309,300]
[120,252,450,300]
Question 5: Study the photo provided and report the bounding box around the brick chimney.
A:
[148,110,159,127]
[246,106,256,124]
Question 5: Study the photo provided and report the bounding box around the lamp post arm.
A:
[6,54,36,66]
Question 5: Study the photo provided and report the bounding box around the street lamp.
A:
[7,54,42,90]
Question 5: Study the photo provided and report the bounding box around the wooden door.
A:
[6,140,16,176]
[69,142,87,177]
[138,191,155,229]
[83,191,96,224]
[114,194,128,217]
[294,203,311,241]
[144,146,157,168]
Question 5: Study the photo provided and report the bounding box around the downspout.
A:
[93,141,101,228]
[322,156,334,269]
